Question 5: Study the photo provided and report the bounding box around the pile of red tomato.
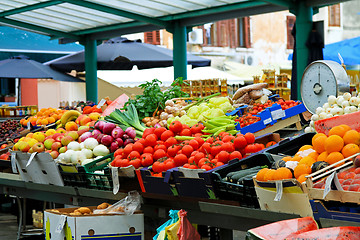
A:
[110,121,265,177]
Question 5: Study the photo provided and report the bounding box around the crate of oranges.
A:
[20,107,65,127]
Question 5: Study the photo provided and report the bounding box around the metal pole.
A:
[295,2,313,100]
[173,21,187,80]
[84,37,98,103]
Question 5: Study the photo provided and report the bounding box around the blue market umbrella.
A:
[0,55,84,82]
[45,37,211,72]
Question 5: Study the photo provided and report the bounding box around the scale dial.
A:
[301,60,350,114]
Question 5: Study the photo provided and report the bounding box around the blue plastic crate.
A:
[311,200,360,223]
[235,108,274,134]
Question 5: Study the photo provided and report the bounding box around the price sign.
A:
[11,152,17,173]
[274,181,283,201]
[263,118,272,125]
[323,171,336,198]
[271,109,285,120]
[112,167,120,195]
[26,152,37,167]
[97,99,106,108]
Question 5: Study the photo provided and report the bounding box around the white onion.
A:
[341,100,350,108]
[323,103,330,109]
[336,96,345,105]
[350,106,358,113]
[328,95,337,104]
[344,106,352,114]
[311,114,319,121]
[349,97,359,106]
[325,108,332,114]
[310,120,314,127]
[326,113,334,118]
[304,126,312,133]
[315,107,324,115]
[343,92,351,101]
[319,112,327,119]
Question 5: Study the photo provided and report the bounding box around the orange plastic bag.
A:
[177,209,201,240]
[287,226,360,240]
[247,217,318,240]
[101,94,129,116]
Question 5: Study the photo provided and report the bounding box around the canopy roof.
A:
[0,0,349,43]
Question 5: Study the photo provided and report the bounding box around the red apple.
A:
[44,138,55,150]
[32,142,45,153]
[49,151,59,159]
[52,133,62,140]
[61,135,74,146]
[51,142,62,151]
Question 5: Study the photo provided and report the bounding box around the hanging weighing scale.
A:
[300,60,350,114]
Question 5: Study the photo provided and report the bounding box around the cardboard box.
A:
[44,207,144,240]
[254,179,313,217]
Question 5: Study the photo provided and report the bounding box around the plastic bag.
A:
[93,191,140,215]
[101,93,129,116]
[154,210,180,240]
[246,216,318,240]
[177,209,201,240]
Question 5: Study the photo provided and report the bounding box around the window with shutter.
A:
[328,4,340,27]
[144,30,161,45]
[237,17,251,48]
[286,16,296,49]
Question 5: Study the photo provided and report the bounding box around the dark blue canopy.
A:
[288,36,360,65]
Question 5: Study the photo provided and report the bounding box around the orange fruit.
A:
[282,156,292,162]
[256,168,270,181]
[299,156,316,167]
[308,151,319,160]
[263,169,276,181]
[36,118,42,125]
[298,145,313,152]
[41,119,49,126]
[312,135,327,153]
[317,151,329,162]
[47,116,56,124]
[294,164,311,179]
[51,114,59,121]
[328,125,351,138]
[273,167,293,180]
[292,155,302,162]
[324,135,344,153]
[343,130,360,145]
[326,152,344,165]
[297,174,308,183]
[341,143,360,158]
[312,133,327,142]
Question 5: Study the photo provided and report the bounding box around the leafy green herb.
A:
[123,77,189,120]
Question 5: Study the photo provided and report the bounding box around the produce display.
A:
[0,119,23,143]
[306,92,360,133]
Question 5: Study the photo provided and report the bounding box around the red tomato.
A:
[181,145,194,157]
[201,164,212,171]
[114,148,124,158]
[153,149,167,161]
[119,159,130,167]
[215,162,224,168]
[169,121,183,134]
[142,128,155,138]
[229,151,242,161]
[266,141,277,148]
[198,158,207,167]
[154,144,167,152]
[140,153,153,167]
[143,146,154,154]
[194,137,205,146]
[200,142,211,155]
[128,151,141,160]
[194,152,205,164]
[152,161,165,173]
[206,137,214,144]
[154,127,167,139]
[188,156,195,164]
[164,159,176,170]
[233,136,247,150]
[167,145,180,157]
[174,154,188,167]
[244,132,255,144]
[222,135,235,142]
[245,144,257,154]
[183,163,191,168]
[123,144,133,157]
[144,134,157,147]
[188,164,198,169]
[191,151,199,157]
[217,151,230,163]
[182,124,190,130]
[129,158,142,169]
[164,137,178,148]
[190,123,204,134]
[113,159,122,167]
[221,142,235,153]
[180,128,192,136]
[189,139,199,150]
[161,130,175,142]
[211,145,222,157]
[132,142,144,154]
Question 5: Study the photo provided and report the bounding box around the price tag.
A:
[11,152,17,173]
[55,215,67,233]
[274,181,283,201]
[323,171,336,198]
[333,172,343,191]
[27,121,31,130]
[263,118,272,125]
[97,99,106,108]
[26,152,37,167]
[271,109,286,120]
[112,167,120,195]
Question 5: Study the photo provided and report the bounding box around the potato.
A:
[77,207,91,214]
[97,202,110,210]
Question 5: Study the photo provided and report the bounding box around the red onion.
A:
[125,127,136,139]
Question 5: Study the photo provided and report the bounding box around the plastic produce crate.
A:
[268,103,306,122]
[232,107,274,135]
[58,153,114,191]
[136,167,178,196]
[211,153,274,207]
[265,132,316,157]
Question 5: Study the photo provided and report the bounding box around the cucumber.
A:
[237,172,257,185]
[225,171,240,181]
[229,166,262,183]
